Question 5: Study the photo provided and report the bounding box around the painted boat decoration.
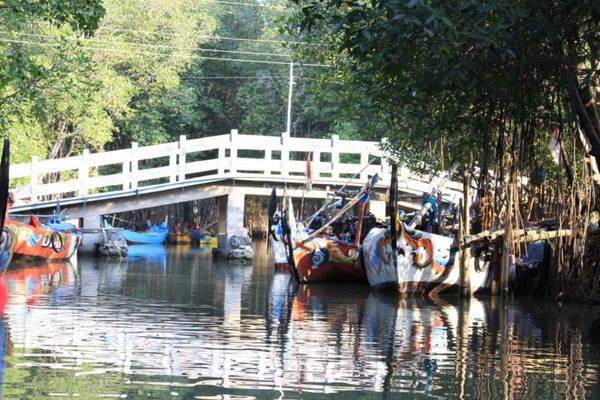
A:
[282,174,380,284]
[6,217,82,262]
[362,223,492,294]
[291,230,366,283]
[362,164,493,295]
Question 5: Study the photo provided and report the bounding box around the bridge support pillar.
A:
[227,188,247,236]
[214,188,253,261]
[83,213,102,230]
[369,200,386,222]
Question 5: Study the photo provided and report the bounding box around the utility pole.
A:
[285,62,294,138]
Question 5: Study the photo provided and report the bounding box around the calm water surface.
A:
[0,241,598,399]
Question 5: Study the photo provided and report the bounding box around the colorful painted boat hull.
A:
[363,225,492,295]
[6,219,81,262]
[291,232,367,284]
[120,229,167,245]
[0,228,17,273]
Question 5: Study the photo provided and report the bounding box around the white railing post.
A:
[281,132,289,177]
[331,135,340,181]
[360,150,369,182]
[129,142,139,190]
[218,142,226,175]
[30,156,39,203]
[168,137,179,184]
[79,149,90,197]
[229,129,238,174]
[265,145,272,177]
[178,135,186,182]
[9,133,410,213]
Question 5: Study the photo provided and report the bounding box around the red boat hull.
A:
[6,219,81,262]
[291,235,367,284]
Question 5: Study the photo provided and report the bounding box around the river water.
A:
[0,241,598,399]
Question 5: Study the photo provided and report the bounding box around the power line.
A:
[180,75,320,81]
[181,75,288,79]
[206,0,285,8]
[0,37,330,67]
[97,27,300,45]
[3,31,294,59]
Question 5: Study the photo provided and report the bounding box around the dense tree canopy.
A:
[0,0,105,162]
[1,0,380,162]
[286,0,600,191]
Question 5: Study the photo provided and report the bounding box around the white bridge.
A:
[8,130,463,240]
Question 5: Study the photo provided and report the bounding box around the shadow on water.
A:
[0,241,596,398]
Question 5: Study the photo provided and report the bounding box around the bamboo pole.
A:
[500,154,513,297]
[354,201,366,246]
[513,229,573,243]
[467,228,573,246]
[459,169,472,297]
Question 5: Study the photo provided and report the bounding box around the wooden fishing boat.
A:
[6,217,82,262]
[199,235,217,246]
[120,228,168,245]
[362,223,492,294]
[291,231,366,283]
[190,224,216,247]
[168,230,216,246]
[171,232,192,245]
[282,174,380,284]
[268,187,291,270]
[362,164,493,295]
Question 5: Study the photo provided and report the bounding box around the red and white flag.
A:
[548,127,561,164]
[305,153,313,191]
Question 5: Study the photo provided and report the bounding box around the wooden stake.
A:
[460,168,472,297]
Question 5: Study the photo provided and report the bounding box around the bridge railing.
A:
[9,131,401,204]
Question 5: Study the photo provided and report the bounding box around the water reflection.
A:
[3,260,78,307]
[0,245,596,399]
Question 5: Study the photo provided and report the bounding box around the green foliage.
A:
[0,1,106,160]
[96,0,218,148]
[286,0,600,179]
[0,0,382,168]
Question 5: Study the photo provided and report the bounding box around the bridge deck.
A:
[8,132,465,233]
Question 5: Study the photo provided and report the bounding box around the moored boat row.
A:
[270,163,497,297]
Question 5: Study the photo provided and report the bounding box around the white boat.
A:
[362,163,493,295]
[362,223,493,294]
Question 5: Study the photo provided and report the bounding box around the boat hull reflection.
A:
[3,261,77,307]
[127,244,167,270]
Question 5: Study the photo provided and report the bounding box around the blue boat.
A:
[120,222,168,245]
[120,229,168,245]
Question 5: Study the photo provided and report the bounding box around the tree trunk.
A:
[568,82,600,207]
